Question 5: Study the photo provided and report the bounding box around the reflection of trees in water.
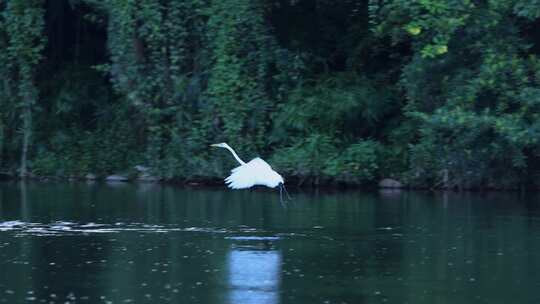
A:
[2,183,540,303]
[102,232,225,303]
[0,182,112,303]
[20,181,28,220]
[130,185,282,229]
[31,234,112,302]
[393,192,540,303]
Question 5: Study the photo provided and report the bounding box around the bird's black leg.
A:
[279,184,287,208]
[279,185,283,204]
[283,184,292,200]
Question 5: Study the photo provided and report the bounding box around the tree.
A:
[0,0,45,176]
[370,0,540,188]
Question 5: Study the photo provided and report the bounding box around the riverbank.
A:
[1,171,536,192]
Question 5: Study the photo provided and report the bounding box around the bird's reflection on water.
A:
[227,246,281,304]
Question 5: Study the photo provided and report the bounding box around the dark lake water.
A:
[0,182,539,304]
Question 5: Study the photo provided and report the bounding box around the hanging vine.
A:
[202,0,277,154]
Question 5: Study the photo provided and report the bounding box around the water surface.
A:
[0,182,539,303]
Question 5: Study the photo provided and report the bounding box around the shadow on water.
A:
[0,182,540,303]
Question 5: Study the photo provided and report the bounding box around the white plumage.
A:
[225,157,283,189]
[211,143,285,190]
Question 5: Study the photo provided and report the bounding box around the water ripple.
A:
[0,221,258,237]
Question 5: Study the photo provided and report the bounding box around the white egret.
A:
[211,143,291,203]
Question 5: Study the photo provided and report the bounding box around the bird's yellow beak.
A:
[210,143,220,147]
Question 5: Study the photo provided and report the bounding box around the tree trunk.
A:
[0,119,4,168]
[19,98,32,178]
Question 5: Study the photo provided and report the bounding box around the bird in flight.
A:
[211,142,291,203]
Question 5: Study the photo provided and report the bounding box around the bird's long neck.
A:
[223,144,246,165]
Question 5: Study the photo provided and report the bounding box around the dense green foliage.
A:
[371,0,540,189]
[0,0,539,189]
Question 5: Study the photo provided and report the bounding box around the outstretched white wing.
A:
[225,158,274,189]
